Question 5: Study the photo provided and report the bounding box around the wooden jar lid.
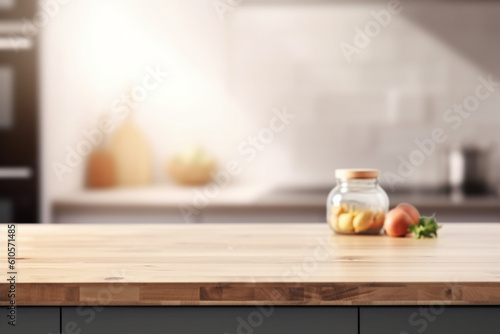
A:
[335,169,379,179]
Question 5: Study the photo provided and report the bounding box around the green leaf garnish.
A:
[408,215,441,239]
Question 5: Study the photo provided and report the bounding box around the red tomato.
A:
[396,203,420,224]
[384,208,413,237]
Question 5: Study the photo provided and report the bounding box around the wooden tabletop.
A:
[1,223,500,306]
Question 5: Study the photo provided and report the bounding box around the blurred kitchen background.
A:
[1,0,500,224]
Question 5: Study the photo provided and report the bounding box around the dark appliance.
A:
[0,0,39,223]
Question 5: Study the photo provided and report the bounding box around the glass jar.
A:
[327,169,389,234]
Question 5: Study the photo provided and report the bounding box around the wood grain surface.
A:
[1,223,499,306]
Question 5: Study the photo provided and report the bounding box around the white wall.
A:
[226,1,500,187]
[41,0,255,220]
[41,1,500,222]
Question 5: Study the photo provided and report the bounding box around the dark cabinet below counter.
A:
[62,306,357,334]
[1,307,59,334]
[4,307,500,333]
[360,307,500,334]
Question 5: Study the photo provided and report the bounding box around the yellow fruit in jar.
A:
[341,203,350,212]
[331,206,345,217]
[328,206,342,230]
[353,211,374,233]
[351,210,361,216]
[338,213,355,232]
[371,211,386,231]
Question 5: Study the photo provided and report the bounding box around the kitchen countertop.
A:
[1,223,500,306]
[52,184,500,211]
[52,184,274,211]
